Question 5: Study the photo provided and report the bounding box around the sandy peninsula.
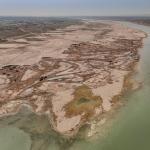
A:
[0,20,146,136]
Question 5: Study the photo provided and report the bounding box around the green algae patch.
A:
[65,85,102,119]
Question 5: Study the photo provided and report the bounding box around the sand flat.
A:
[0,20,146,136]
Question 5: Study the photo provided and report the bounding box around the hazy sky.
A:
[0,0,149,16]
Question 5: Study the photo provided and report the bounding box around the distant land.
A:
[74,16,150,26]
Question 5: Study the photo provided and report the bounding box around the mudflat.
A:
[0,19,146,136]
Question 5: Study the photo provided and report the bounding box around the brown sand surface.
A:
[0,20,146,136]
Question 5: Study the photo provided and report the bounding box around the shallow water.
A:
[0,107,71,150]
[0,127,31,150]
[0,22,150,150]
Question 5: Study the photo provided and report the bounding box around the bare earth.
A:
[0,20,146,136]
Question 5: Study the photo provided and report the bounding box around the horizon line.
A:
[0,15,150,18]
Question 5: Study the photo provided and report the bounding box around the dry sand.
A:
[0,20,146,136]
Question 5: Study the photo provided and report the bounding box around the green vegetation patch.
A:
[65,85,102,119]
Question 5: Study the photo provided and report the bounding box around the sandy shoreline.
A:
[0,20,146,136]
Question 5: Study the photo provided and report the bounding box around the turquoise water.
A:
[0,22,150,150]
[0,127,31,150]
